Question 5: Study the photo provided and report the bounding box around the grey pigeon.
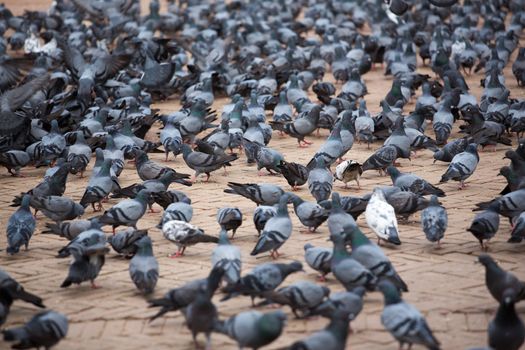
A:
[67,132,91,177]
[225,182,284,206]
[216,207,243,239]
[330,233,377,291]
[181,144,238,182]
[474,189,525,220]
[0,150,30,177]
[80,159,114,211]
[212,229,242,285]
[2,310,68,350]
[270,105,321,147]
[0,268,45,321]
[467,206,500,251]
[6,195,35,254]
[289,309,352,350]
[308,158,333,203]
[289,193,328,232]
[30,195,84,222]
[433,96,455,145]
[37,120,66,166]
[42,218,100,241]
[213,310,286,349]
[134,150,190,182]
[387,166,445,197]
[253,205,277,235]
[478,254,525,303]
[309,288,366,322]
[158,202,193,228]
[327,192,358,242]
[129,236,159,294]
[182,283,218,350]
[307,123,344,169]
[251,194,292,259]
[440,143,479,189]
[148,267,223,321]
[433,137,470,163]
[108,228,148,258]
[160,121,183,161]
[378,280,440,350]
[152,190,191,209]
[304,243,332,281]
[488,290,525,350]
[221,261,303,305]
[509,212,525,243]
[384,117,412,160]
[362,145,398,175]
[162,220,218,257]
[259,280,330,318]
[345,227,408,292]
[98,189,149,232]
[421,195,447,246]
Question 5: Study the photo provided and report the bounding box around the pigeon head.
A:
[259,310,287,339]
[429,195,440,206]
[501,288,518,305]
[331,192,342,209]
[180,144,193,157]
[433,149,445,163]
[377,279,402,304]
[134,235,153,254]
[386,166,400,179]
[477,254,496,267]
[286,261,304,273]
[303,243,314,251]
[20,194,32,209]
[498,166,511,178]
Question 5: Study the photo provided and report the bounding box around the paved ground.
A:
[1,1,525,349]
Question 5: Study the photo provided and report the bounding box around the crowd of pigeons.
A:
[0,0,523,348]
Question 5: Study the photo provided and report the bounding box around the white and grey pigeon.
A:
[212,229,242,285]
[421,195,447,246]
[440,143,479,189]
[162,220,218,257]
[129,236,159,294]
[365,188,401,245]
[378,280,440,350]
[6,194,35,254]
[250,194,292,259]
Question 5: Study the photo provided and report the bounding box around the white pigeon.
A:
[162,220,218,257]
[365,188,401,245]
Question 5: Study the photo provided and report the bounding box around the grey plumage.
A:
[309,288,366,321]
[327,192,358,242]
[467,206,500,250]
[0,150,30,176]
[488,290,525,350]
[80,159,114,211]
[225,182,284,206]
[42,218,99,241]
[362,145,398,175]
[440,143,479,189]
[30,195,85,222]
[253,205,277,235]
[304,243,332,281]
[216,207,243,238]
[387,166,445,197]
[6,195,35,254]
[162,220,218,257]
[108,228,148,257]
[181,144,238,182]
[212,229,242,284]
[289,193,328,232]
[158,201,193,228]
[421,195,447,245]
[308,158,333,203]
[98,189,149,231]
[129,236,159,294]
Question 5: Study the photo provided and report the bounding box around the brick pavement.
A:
[1,2,525,350]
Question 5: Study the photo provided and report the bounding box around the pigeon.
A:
[474,188,525,221]
[421,195,447,246]
[330,233,377,291]
[152,190,191,209]
[365,188,401,245]
[334,160,362,189]
[213,310,287,349]
[433,96,455,145]
[288,309,353,350]
[2,311,68,350]
[467,206,500,251]
[378,280,440,350]
[253,205,277,236]
[212,229,242,285]
[259,280,330,318]
[148,267,224,321]
[0,268,45,320]
[182,283,218,350]
[60,232,109,289]
[477,254,525,303]
[217,208,243,238]
[509,212,525,243]
[157,201,193,228]
[433,137,470,163]
[270,105,321,147]
[98,189,149,232]
[440,143,479,189]
[362,145,398,175]
[224,182,284,206]
[42,218,100,241]
[108,228,148,258]
[221,261,303,305]
[277,160,309,191]
[384,117,412,160]
[345,226,408,292]
[79,159,114,211]
[6,194,35,254]
[304,243,333,281]
[387,166,445,197]
[29,195,84,222]
[162,220,218,257]
[0,150,30,177]
[251,194,292,259]
[306,123,344,169]
[288,193,328,232]
[488,290,525,350]
[308,158,333,203]
[309,288,366,322]
[129,236,159,294]
[181,144,238,182]
[134,150,190,182]
[326,192,358,242]
[160,121,183,161]
[66,132,91,177]
[36,120,66,166]
[102,135,125,176]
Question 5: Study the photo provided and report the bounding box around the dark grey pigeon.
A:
[277,160,309,191]
[421,195,447,246]
[478,254,525,303]
[108,228,148,258]
[304,243,332,281]
[270,105,321,147]
[251,194,292,259]
[149,267,224,321]
[181,144,238,182]
[129,236,159,294]
[467,206,500,251]
[488,290,525,350]
[362,145,398,175]
[224,182,284,206]
[221,261,303,305]
[440,143,479,189]
[378,280,440,350]
[474,189,525,220]
[6,195,35,254]
[98,189,149,232]
[329,233,377,292]
[30,195,84,222]
[182,284,218,350]
[2,310,68,350]
[259,280,330,318]
[213,310,286,349]
[308,158,333,203]
[253,205,277,236]
[289,193,328,232]
[307,123,344,170]
[0,268,45,318]
[152,190,191,209]
[216,207,243,239]
[387,166,445,197]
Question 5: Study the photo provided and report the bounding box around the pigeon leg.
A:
[204,173,211,182]
[205,334,212,350]
[223,167,228,176]
[292,185,299,191]
[164,153,169,162]
[356,178,361,189]
[91,281,101,289]
[377,238,382,246]
[169,247,184,258]
[316,274,327,282]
